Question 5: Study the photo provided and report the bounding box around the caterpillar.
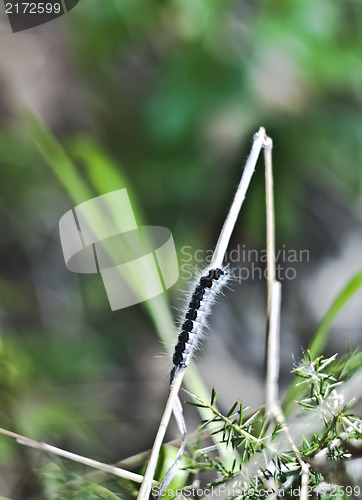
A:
[170,267,228,382]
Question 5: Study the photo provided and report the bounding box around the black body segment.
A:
[171,268,224,375]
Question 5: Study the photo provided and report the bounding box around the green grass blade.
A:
[87,484,122,500]
[69,136,144,220]
[21,110,226,455]
[283,269,362,412]
[21,110,93,204]
[309,270,362,357]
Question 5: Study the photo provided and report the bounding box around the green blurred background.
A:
[0,0,362,497]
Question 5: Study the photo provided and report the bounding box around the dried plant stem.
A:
[264,135,279,412]
[0,427,147,484]
[263,136,310,500]
[137,127,267,500]
[137,371,183,500]
[78,405,263,488]
[265,281,281,413]
[268,405,310,500]
[264,136,275,314]
[265,474,295,500]
[211,127,266,269]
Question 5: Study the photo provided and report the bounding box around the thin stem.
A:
[264,135,276,405]
[265,281,281,412]
[263,130,280,412]
[265,474,296,500]
[262,137,310,498]
[264,136,275,314]
[269,406,310,500]
[137,127,267,499]
[211,127,266,269]
[137,371,183,500]
[0,427,146,484]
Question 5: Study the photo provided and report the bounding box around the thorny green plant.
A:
[158,350,362,499]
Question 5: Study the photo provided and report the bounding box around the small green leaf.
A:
[242,409,261,428]
[210,386,217,406]
[186,401,207,408]
[238,402,243,426]
[199,417,216,431]
[226,401,238,418]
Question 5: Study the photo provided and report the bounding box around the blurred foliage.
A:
[63,0,362,244]
[41,463,121,500]
[0,0,361,497]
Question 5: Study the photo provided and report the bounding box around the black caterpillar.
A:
[170,268,225,381]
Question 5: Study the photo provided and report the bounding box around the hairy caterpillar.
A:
[170,267,228,382]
